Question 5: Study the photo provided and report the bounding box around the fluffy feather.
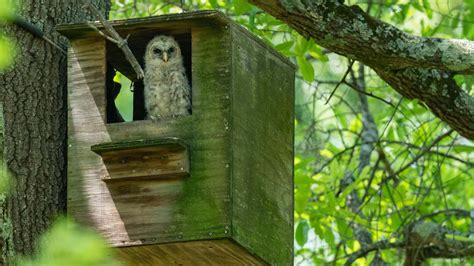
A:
[144,35,191,120]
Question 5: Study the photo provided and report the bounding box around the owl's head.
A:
[144,35,182,68]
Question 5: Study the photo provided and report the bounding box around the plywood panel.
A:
[230,25,295,265]
[63,11,294,264]
[91,138,190,181]
[67,23,234,247]
[67,37,121,240]
[115,239,266,265]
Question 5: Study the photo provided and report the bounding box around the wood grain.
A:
[114,239,267,265]
[66,19,233,248]
[62,11,294,264]
[57,11,292,81]
[230,24,295,265]
[91,138,189,181]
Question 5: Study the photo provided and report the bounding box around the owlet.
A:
[144,35,191,120]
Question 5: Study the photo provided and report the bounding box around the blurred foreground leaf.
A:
[0,0,14,20]
[18,218,120,266]
[0,35,14,71]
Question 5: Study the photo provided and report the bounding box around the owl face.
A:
[145,35,182,67]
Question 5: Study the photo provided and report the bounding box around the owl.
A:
[144,35,191,121]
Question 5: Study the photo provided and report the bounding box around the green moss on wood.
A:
[91,137,187,154]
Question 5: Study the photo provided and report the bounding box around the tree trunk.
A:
[0,1,108,263]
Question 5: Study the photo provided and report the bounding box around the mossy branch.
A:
[248,0,474,140]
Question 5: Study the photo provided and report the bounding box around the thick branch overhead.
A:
[248,0,474,139]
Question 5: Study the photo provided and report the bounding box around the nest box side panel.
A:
[230,26,295,264]
[92,23,234,246]
[67,38,123,236]
[115,239,266,265]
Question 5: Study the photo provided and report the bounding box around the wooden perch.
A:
[81,0,145,80]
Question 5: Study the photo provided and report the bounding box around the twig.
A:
[417,209,471,222]
[343,80,394,107]
[133,0,138,12]
[385,129,454,181]
[86,23,119,44]
[13,16,67,55]
[81,0,144,80]
[342,240,405,265]
[325,60,354,104]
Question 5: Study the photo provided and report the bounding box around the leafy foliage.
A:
[0,0,15,72]
[110,1,474,265]
[17,218,119,266]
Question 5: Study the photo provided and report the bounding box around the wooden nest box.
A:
[58,10,294,265]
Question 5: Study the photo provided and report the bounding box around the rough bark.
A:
[0,1,108,263]
[405,221,474,266]
[248,0,474,140]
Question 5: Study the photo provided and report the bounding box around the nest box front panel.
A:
[230,26,295,265]
[67,22,233,247]
[63,11,295,264]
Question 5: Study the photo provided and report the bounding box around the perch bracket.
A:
[91,138,190,182]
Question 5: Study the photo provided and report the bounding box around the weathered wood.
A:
[81,0,145,79]
[61,11,294,264]
[91,138,190,181]
[0,1,109,262]
[65,17,233,248]
[230,24,295,265]
[114,239,267,265]
[56,11,291,81]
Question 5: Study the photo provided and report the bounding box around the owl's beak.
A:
[162,52,169,63]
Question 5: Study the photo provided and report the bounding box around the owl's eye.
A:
[168,47,175,53]
[153,48,162,54]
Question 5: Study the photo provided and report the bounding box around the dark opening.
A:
[106,29,192,123]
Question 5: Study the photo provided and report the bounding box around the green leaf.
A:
[297,56,314,82]
[422,0,433,18]
[274,41,294,52]
[323,226,336,248]
[445,234,474,242]
[339,171,367,200]
[17,217,119,266]
[454,75,465,87]
[336,216,352,239]
[0,0,13,20]
[450,11,460,29]
[464,75,474,93]
[295,170,314,186]
[0,35,14,71]
[294,36,310,56]
[452,145,474,153]
[208,0,219,8]
[295,184,311,213]
[311,220,324,239]
[295,220,310,246]
[307,39,328,62]
[234,0,253,15]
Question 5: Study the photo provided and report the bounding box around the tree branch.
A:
[248,1,474,74]
[248,0,474,139]
[81,0,144,80]
[385,129,454,181]
[344,240,406,265]
[405,221,474,265]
